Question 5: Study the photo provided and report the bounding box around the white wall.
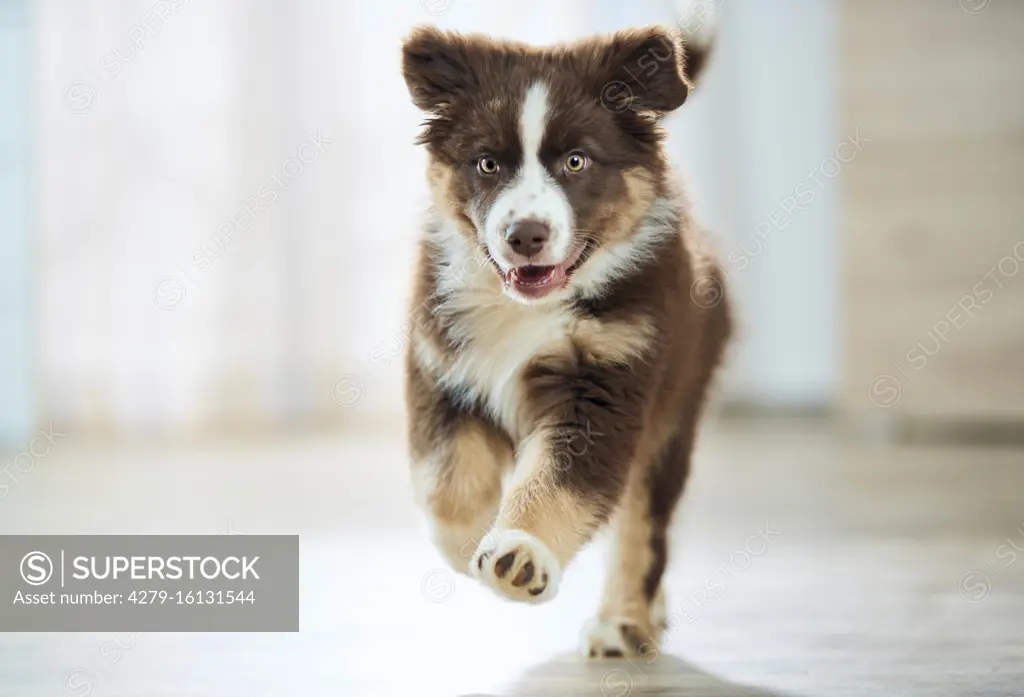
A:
[23,0,840,436]
[0,0,35,444]
[674,0,840,409]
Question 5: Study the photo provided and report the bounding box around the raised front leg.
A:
[470,357,650,603]
[407,362,513,575]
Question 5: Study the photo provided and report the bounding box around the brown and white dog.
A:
[401,24,731,658]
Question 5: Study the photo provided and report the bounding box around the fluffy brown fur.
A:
[401,24,730,658]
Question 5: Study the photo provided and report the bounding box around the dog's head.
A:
[403,26,697,304]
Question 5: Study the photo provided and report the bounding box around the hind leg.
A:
[581,428,691,658]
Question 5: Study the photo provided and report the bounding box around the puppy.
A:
[401,24,731,658]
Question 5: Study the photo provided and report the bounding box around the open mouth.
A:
[501,243,587,300]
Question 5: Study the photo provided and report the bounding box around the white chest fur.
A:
[420,216,578,436]
[436,296,573,436]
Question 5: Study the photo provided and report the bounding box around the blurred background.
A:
[3,0,1023,439]
[1,1,1022,696]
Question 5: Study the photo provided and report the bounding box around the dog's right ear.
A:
[402,26,477,112]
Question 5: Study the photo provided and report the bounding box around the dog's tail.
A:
[677,1,716,88]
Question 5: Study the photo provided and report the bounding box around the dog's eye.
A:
[564,152,589,173]
[477,156,499,176]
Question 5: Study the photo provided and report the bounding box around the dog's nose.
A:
[505,220,550,258]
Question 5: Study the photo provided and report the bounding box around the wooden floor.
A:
[1,416,1022,696]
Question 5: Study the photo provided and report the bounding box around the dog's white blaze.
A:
[485,81,575,266]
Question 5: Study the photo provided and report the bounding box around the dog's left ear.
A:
[578,27,691,114]
[402,26,478,113]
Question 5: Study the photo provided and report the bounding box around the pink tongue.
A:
[516,266,553,282]
[505,265,566,297]
[510,266,562,286]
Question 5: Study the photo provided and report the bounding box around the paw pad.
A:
[471,529,560,604]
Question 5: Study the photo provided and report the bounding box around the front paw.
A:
[580,617,661,659]
[470,529,561,604]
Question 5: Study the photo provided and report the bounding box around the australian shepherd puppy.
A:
[401,24,731,658]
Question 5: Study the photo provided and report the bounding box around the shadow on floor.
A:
[478,652,794,697]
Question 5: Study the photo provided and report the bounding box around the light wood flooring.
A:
[1,416,1022,696]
